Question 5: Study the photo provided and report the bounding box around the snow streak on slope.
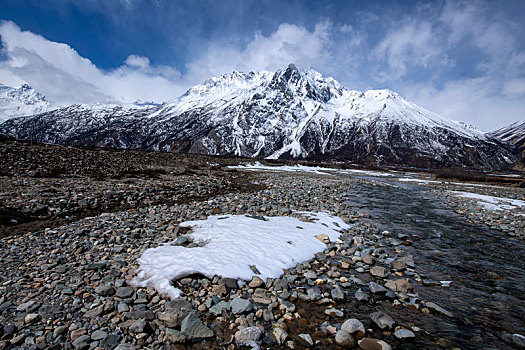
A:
[0,64,516,169]
[489,121,525,156]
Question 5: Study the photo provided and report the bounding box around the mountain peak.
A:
[0,67,516,169]
[0,84,53,122]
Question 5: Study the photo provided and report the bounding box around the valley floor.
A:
[0,140,524,350]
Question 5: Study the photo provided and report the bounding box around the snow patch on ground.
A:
[131,211,349,299]
[451,191,525,211]
[228,161,333,175]
[229,162,394,177]
[339,169,395,177]
[399,178,505,189]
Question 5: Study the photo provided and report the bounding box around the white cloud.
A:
[125,54,150,68]
[0,21,334,106]
[0,21,185,105]
[184,22,333,84]
[371,20,448,82]
[0,3,523,132]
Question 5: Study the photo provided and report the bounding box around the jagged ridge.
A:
[0,64,517,169]
[0,84,54,122]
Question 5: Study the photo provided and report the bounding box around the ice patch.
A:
[228,161,333,175]
[229,161,394,177]
[451,191,525,211]
[131,211,349,299]
[399,178,505,189]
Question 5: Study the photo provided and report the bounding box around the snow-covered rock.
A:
[0,65,516,168]
[0,84,55,121]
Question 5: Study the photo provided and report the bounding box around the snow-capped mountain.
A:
[0,64,516,169]
[489,121,525,156]
[0,84,55,123]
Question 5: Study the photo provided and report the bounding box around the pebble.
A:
[298,333,314,347]
[180,313,214,340]
[335,330,356,348]
[235,326,262,345]
[394,328,416,339]
[230,298,253,314]
[358,338,392,350]
[341,318,366,338]
[370,311,395,329]
[272,327,288,345]
[1,142,520,350]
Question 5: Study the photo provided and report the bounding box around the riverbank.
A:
[0,141,524,350]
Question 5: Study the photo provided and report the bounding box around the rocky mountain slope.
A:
[0,64,516,169]
[489,121,525,171]
[0,84,54,122]
[489,121,525,155]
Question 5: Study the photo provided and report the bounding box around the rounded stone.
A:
[341,318,366,338]
[358,337,392,350]
[235,326,262,345]
[394,328,415,339]
[335,330,356,348]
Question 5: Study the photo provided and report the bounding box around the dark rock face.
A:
[0,65,516,169]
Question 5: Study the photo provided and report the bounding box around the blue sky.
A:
[0,0,524,130]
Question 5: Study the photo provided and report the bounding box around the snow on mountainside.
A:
[0,64,516,169]
[0,84,55,122]
[489,121,525,156]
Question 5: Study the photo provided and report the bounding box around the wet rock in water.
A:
[235,326,262,346]
[180,313,214,341]
[358,337,392,350]
[272,327,288,345]
[370,266,388,278]
[335,330,356,348]
[341,318,366,338]
[394,328,415,339]
[230,298,253,314]
[95,284,116,296]
[298,333,314,347]
[355,288,369,301]
[370,311,395,329]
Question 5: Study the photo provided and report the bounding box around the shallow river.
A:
[342,175,525,349]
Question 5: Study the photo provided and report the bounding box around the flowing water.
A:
[342,176,525,349]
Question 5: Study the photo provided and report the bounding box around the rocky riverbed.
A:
[0,140,524,350]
